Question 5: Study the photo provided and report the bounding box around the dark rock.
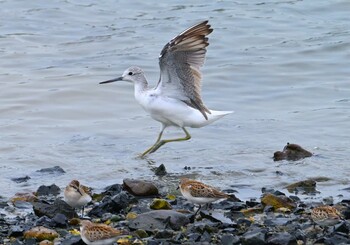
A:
[36,184,61,196]
[8,225,24,237]
[200,230,212,242]
[123,178,159,196]
[128,210,190,231]
[286,180,317,194]
[241,228,267,245]
[23,238,37,245]
[13,201,33,209]
[33,198,78,219]
[273,143,312,161]
[103,184,123,196]
[88,192,130,217]
[324,233,350,245]
[51,213,68,228]
[153,164,167,176]
[154,229,173,239]
[246,200,260,207]
[267,232,297,245]
[11,175,31,183]
[59,235,84,245]
[188,233,201,242]
[36,166,65,174]
[35,216,52,227]
[221,234,240,245]
[334,221,349,233]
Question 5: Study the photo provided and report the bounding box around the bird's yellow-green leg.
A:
[148,127,191,154]
[140,129,164,157]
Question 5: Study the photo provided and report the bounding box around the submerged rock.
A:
[36,166,65,174]
[273,143,312,161]
[128,210,190,231]
[24,226,59,241]
[123,179,159,196]
[286,180,317,194]
[153,164,167,176]
[11,176,31,183]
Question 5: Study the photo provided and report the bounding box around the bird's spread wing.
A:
[157,20,213,120]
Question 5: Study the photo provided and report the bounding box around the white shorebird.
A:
[100,20,232,157]
[64,180,92,217]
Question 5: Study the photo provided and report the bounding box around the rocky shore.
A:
[1,164,350,245]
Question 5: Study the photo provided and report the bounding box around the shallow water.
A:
[1,0,349,201]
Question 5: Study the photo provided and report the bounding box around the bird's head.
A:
[100,66,145,84]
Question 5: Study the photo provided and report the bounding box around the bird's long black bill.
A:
[99,77,123,84]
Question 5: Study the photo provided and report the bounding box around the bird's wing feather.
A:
[157,20,213,120]
[86,225,121,241]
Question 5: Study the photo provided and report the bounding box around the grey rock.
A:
[36,166,65,174]
[241,228,267,245]
[267,232,297,245]
[123,178,159,196]
[221,234,240,245]
[60,235,84,245]
[153,164,167,176]
[36,184,61,196]
[154,229,173,239]
[103,183,123,196]
[11,176,31,183]
[51,213,68,228]
[88,192,130,217]
[128,210,190,231]
[33,198,77,219]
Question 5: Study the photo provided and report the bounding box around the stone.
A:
[24,226,59,241]
[150,199,172,210]
[39,240,53,245]
[36,184,61,196]
[153,164,167,176]
[10,192,38,203]
[128,210,190,231]
[241,228,267,245]
[221,234,240,245]
[51,213,68,228]
[134,229,149,238]
[267,232,297,245]
[33,198,78,219]
[273,143,312,161]
[123,179,159,196]
[36,166,65,174]
[324,233,350,245]
[286,180,317,194]
[8,225,25,237]
[103,183,123,197]
[88,192,130,217]
[59,235,84,245]
[11,175,31,183]
[261,193,296,211]
[154,229,173,239]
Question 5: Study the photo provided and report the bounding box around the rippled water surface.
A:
[1,0,349,201]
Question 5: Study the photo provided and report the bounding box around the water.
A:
[1,0,349,202]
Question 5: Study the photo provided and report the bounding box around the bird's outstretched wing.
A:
[157,20,213,120]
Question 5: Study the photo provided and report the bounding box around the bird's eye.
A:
[128,72,133,75]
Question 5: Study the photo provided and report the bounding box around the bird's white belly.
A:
[139,95,207,128]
